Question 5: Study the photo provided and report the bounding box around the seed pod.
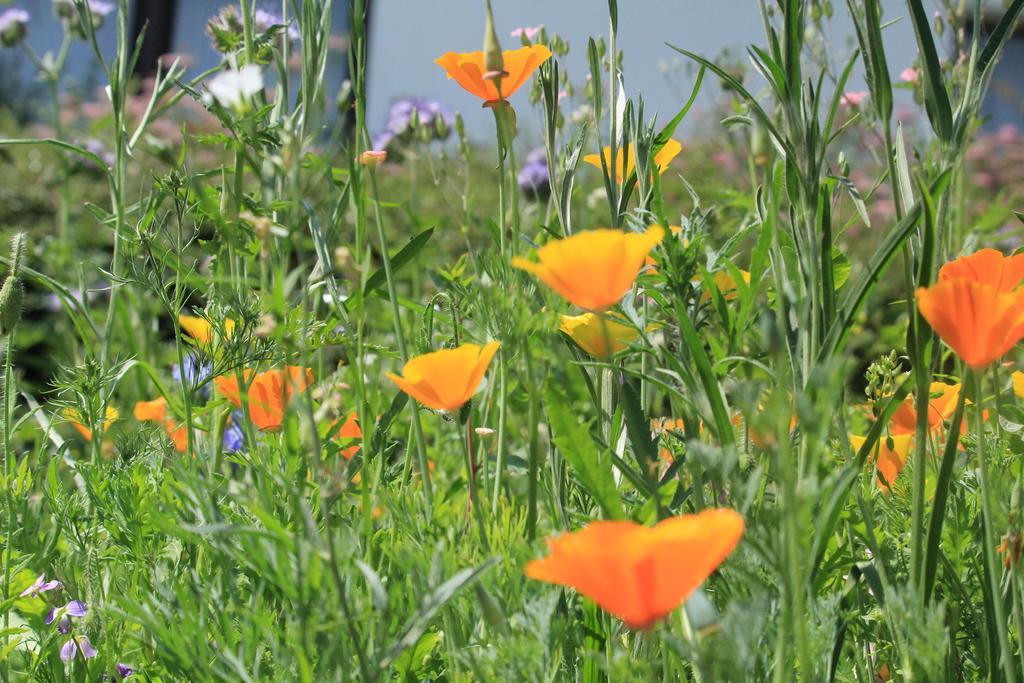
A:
[0,276,23,335]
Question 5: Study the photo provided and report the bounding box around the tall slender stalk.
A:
[973,369,1016,682]
[366,168,433,498]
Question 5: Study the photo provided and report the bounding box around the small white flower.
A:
[205,65,264,113]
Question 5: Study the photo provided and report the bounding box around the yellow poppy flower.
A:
[699,269,752,303]
[63,406,118,442]
[850,433,913,491]
[386,342,501,412]
[1013,371,1024,399]
[582,140,682,184]
[559,312,640,358]
[513,226,664,311]
[179,314,236,347]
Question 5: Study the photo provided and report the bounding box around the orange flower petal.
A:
[525,509,744,629]
[133,397,169,422]
[938,248,1024,293]
[334,411,362,460]
[387,342,500,412]
[889,382,961,435]
[436,45,551,102]
[851,433,913,491]
[917,279,1024,369]
[513,226,664,311]
[215,367,313,432]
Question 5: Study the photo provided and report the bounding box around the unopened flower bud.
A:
[482,0,506,86]
[359,150,387,166]
[0,276,23,335]
[0,9,29,48]
[254,313,276,338]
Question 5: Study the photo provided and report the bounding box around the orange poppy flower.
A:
[512,226,664,311]
[938,248,1024,293]
[850,433,913,491]
[179,314,236,347]
[63,406,118,442]
[386,341,500,412]
[559,312,640,358]
[888,382,961,435]
[651,417,687,461]
[916,278,1024,369]
[583,140,682,184]
[214,366,314,432]
[524,509,744,629]
[133,397,187,452]
[333,411,362,459]
[436,45,552,105]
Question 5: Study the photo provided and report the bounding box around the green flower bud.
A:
[482,0,506,85]
[0,9,29,48]
[0,276,23,335]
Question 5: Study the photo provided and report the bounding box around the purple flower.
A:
[116,663,134,678]
[46,600,87,633]
[223,411,245,453]
[372,97,453,154]
[60,634,97,662]
[518,148,550,200]
[87,0,114,15]
[253,8,299,40]
[0,8,29,48]
[173,353,212,396]
[19,574,62,598]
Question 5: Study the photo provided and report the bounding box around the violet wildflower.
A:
[172,353,212,396]
[60,634,97,662]
[223,411,245,453]
[55,0,113,31]
[0,8,29,48]
[116,663,134,678]
[518,148,550,200]
[371,97,452,157]
[19,573,62,598]
[46,599,87,633]
[253,8,299,40]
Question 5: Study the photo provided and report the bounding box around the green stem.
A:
[1,324,15,683]
[366,168,432,499]
[460,418,489,552]
[973,369,1016,682]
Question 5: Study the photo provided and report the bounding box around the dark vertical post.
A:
[131,0,179,78]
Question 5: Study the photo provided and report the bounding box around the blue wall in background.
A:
[5,1,1021,137]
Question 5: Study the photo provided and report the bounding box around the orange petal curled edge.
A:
[938,248,1024,293]
[524,509,744,629]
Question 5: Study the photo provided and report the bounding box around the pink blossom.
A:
[900,67,919,84]
[510,25,543,40]
[841,91,869,108]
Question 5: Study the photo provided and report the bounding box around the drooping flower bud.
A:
[482,0,506,86]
